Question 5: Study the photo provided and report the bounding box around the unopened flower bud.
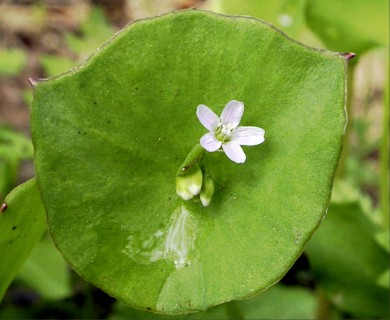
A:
[200,175,214,206]
[176,164,203,200]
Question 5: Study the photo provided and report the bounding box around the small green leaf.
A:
[31,10,347,313]
[306,201,389,318]
[0,149,19,201]
[0,49,27,76]
[16,235,72,300]
[0,126,34,200]
[305,0,389,54]
[0,178,46,300]
[375,230,390,253]
[377,269,389,288]
[0,126,33,160]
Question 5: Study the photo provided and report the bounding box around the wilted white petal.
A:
[196,104,219,131]
[222,141,246,163]
[200,132,222,152]
[231,126,265,146]
[220,100,244,128]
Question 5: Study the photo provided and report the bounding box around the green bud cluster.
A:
[176,144,215,206]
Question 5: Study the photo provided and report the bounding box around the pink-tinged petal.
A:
[231,126,265,146]
[220,100,244,128]
[200,132,222,152]
[196,105,219,131]
[222,141,246,163]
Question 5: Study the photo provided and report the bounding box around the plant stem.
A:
[176,144,205,176]
[316,286,331,319]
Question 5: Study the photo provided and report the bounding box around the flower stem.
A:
[177,144,205,176]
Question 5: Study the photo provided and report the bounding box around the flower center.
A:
[215,123,232,142]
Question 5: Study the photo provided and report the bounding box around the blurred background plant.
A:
[0,0,388,319]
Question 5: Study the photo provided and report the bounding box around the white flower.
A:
[196,100,265,163]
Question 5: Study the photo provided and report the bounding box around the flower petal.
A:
[231,126,265,146]
[196,104,219,131]
[222,141,246,163]
[200,132,222,152]
[220,100,244,128]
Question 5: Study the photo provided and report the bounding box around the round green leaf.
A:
[31,10,347,313]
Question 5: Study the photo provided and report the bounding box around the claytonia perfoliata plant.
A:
[197,100,265,163]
